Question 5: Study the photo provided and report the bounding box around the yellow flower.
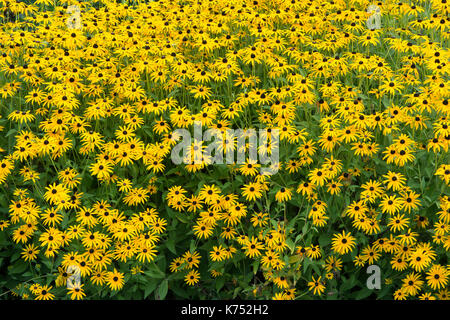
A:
[67,284,86,300]
[426,264,449,290]
[243,237,265,258]
[275,187,292,202]
[185,269,200,286]
[107,269,125,291]
[34,285,54,300]
[307,276,325,295]
[331,231,356,255]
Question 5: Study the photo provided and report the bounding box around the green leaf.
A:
[157,279,168,300]
[311,262,321,275]
[144,281,158,299]
[340,274,356,292]
[318,233,330,247]
[145,263,165,279]
[6,129,17,137]
[215,277,225,291]
[354,287,373,300]
[165,237,177,254]
[189,240,196,253]
[252,260,259,274]
[285,238,295,253]
[10,260,28,274]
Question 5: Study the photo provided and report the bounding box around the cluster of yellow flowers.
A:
[0,0,448,300]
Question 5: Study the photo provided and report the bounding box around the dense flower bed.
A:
[0,0,449,300]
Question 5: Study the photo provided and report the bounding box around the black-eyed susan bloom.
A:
[67,284,86,300]
[241,182,263,201]
[331,231,356,255]
[275,187,292,203]
[34,285,54,300]
[243,237,265,259]
[426,264,449,290]
[402,272,424,297]
[185,269,200,286]
[107,269,125,291]
[307,275,325,295]
[21,244,39,261]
